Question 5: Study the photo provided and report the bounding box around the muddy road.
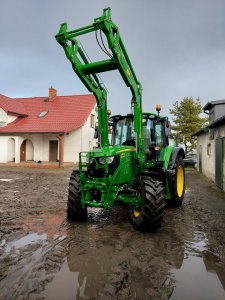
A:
[0,167,225,300]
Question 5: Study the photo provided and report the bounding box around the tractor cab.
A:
[109,111,172,162]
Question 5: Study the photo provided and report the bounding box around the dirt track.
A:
[0,167,225,300]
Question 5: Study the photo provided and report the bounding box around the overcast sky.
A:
[1,0,225,117]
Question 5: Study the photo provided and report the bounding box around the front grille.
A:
[87,155,120,178]
[87,165,105,178]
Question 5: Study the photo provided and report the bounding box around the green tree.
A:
[169,97,208,154]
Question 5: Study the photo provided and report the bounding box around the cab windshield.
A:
[111,117,165,147]
[113,118,134,145]
[143,118,165,147]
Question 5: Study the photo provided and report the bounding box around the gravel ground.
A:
[0,167,225,300]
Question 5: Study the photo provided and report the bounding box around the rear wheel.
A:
[130,177,166,232]
[67,170,87,221]
[168,156,185,207]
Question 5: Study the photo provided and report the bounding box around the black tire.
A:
[130,177,166,232]
[167,156,185,207]
[67,170,87,221]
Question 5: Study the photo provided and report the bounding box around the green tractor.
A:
[56,8,185,231]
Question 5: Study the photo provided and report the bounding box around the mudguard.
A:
[169,147,185,169]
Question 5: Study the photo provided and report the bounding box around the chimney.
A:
[48,86,57,101]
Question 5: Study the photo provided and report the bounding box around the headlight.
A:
[99,156,114,164]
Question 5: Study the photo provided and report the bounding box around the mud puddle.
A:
[0,179,14,182]
[41,227,225,300]
[4,232,47,252]
[41,210,133,300]
[170,232,225,300]
[1,168,225,299]
[41,204,225,300]
[41,207,177,300]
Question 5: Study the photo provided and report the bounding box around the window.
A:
[207,143,211,156]
[90,114,95,128]
[113,118,134,145]
[155,123,164,146]
[143,119,154,147]
[38,111,48,118]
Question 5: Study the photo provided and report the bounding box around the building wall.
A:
[0,136,21,163]
[8,138,16,161]
[0,136,9,162]
[7,115,17,124]
[64,107,97,163]
[0,108,7,126]
[0,107,98,164]
[197,124,225,189]
[197,131,215,182]
[64,128,82,163]
[0,109,18,126]
[209,104,225,123]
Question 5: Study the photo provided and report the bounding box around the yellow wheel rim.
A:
[133,208,141,217]
[177,165,184,197]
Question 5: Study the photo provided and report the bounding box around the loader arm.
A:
[55,7,145,160]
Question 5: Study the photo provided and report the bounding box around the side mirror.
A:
[94,127,98,139]
[165,120,171,137]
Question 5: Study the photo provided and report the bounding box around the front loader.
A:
[56,8,185,231]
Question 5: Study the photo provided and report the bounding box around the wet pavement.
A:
[0,167,225,299]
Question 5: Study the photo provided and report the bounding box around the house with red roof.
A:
[0,87,97,166]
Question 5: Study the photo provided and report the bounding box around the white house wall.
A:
[0,109,18,126]
[42,134,59,161]
[0,134,58,163]
[0,127,97,164]
[18,133,59,162]
[7,138,15,161]
[0,136,9,163]
[0,108,7,125]
[197,132,215,182]
[82,109,97,150]
[0,136,20,163]
[64,128,82,163]
[64,108,97,163]
[7,115,17,124]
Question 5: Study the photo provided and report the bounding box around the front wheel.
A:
[67,170,87,222]
[130,177,166,232]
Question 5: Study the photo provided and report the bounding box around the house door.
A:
[49,141,58,161]
[20,140,26,161]
[215,138,223,189]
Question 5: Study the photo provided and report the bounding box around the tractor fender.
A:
[169,147,185,169]
[166,147,185,200]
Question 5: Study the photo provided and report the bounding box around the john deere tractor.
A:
[56,8,185,231]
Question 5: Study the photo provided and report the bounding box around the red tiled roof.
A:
[0,94,27,116]
[0,94,96,133]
